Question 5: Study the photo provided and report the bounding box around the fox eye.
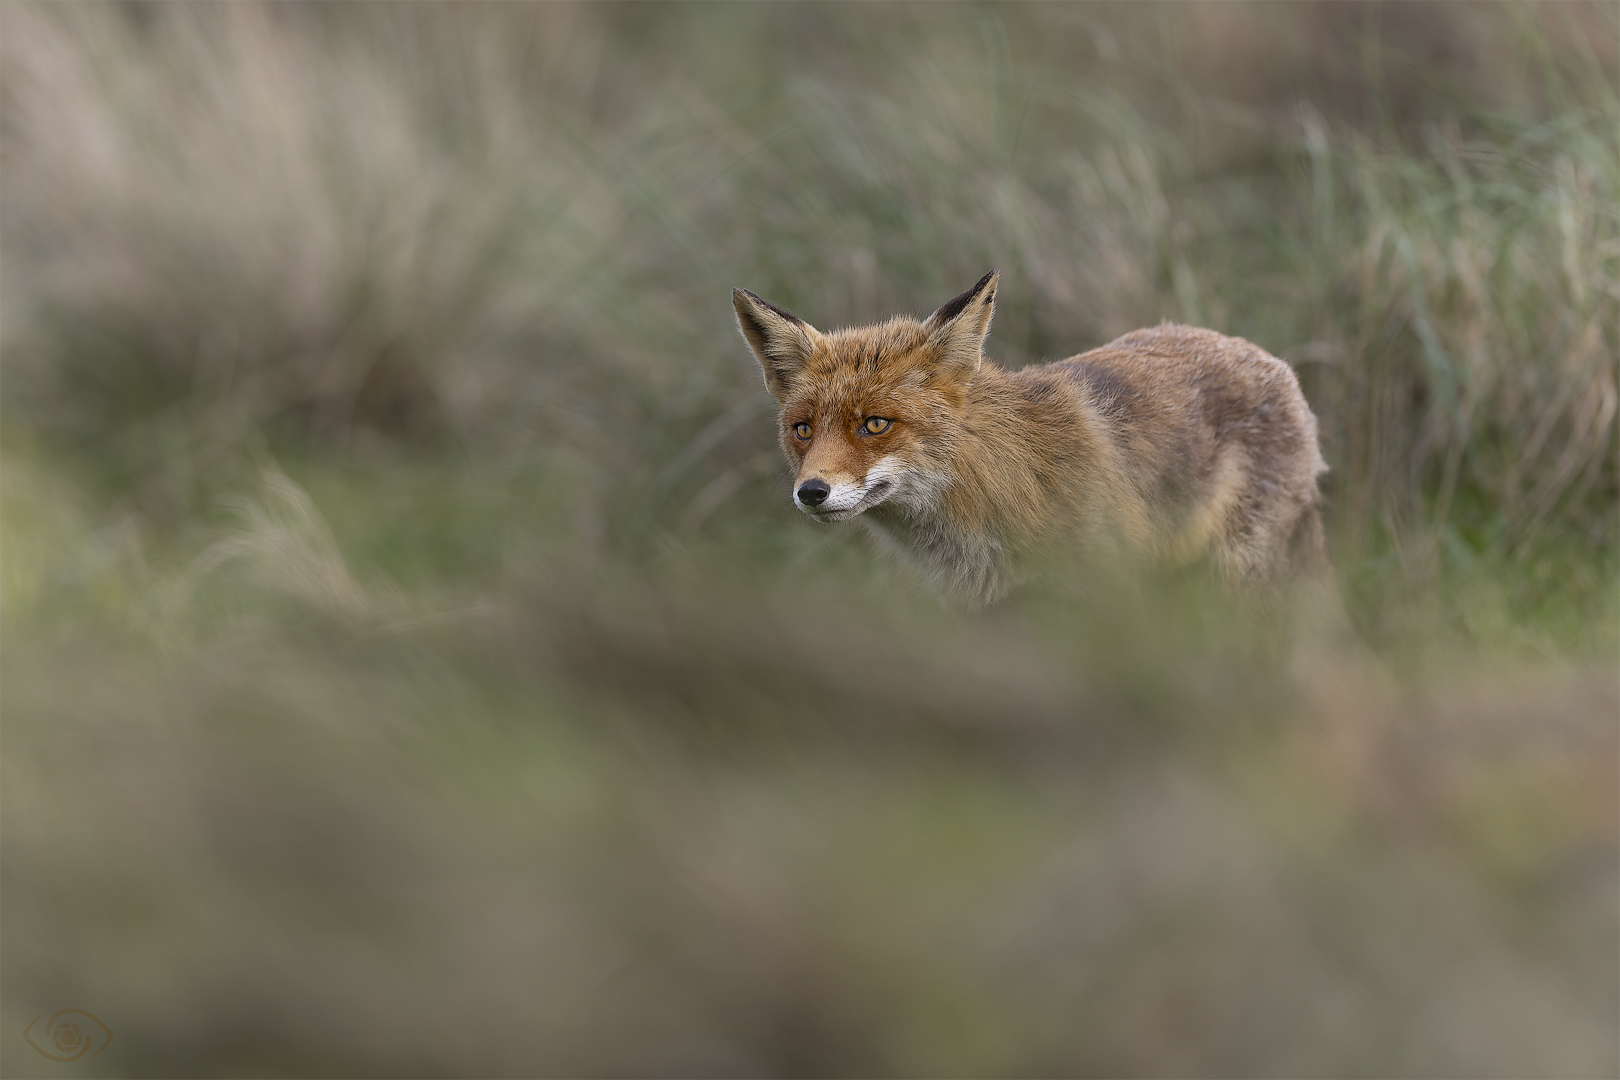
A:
[793,422,812,440]
[863,417,891,435]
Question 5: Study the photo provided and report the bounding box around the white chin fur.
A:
[797,456,909,521]
[802,482,893,521]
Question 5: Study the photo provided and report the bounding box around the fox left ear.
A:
[923,271,997,382]
[733,288,824,402]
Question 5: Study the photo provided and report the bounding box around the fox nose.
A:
[797,479,831,507]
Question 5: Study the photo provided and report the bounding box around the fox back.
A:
[733,272,1328,606]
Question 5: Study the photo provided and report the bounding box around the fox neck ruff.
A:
[862,360,1125,606]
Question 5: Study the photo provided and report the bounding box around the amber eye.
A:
[863,417,891,435]
[793,422,812,440]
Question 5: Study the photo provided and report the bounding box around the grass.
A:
[2,3,1616,1076]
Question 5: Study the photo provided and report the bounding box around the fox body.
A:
[733,272,1328,606]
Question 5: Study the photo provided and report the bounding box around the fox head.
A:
[733,272,997,521]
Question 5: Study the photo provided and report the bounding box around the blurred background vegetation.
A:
[2,2,1615,1076]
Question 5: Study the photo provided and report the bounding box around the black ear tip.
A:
[930,271,1000,325]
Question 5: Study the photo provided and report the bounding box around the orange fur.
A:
[733,273,1328,606]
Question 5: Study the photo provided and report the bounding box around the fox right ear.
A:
[733,288,822,401]
[922,271,998,383]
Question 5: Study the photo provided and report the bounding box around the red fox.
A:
[732,272,1329,606]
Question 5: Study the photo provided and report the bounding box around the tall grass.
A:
[2,3,1616,1076]
[5,4,1614,577]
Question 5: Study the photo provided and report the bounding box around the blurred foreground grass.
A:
[2,3,1617,1076]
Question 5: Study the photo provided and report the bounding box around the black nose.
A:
[797,479,831,507]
